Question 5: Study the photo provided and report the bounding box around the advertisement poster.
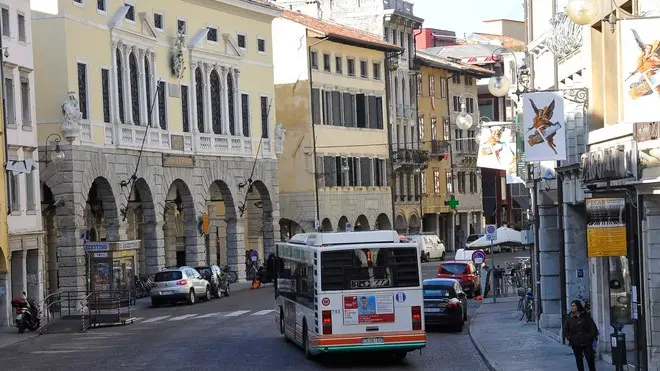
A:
[92,262,110,291]
[476,124,516,171]
[343,294,394,325]
[522,92,566,161]
[586,198,627,257]
[620,18,660,122]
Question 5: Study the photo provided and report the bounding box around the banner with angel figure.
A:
[522,92,566,161]
[476,124,516,171]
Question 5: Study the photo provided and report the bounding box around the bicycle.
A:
[518,287,534,322]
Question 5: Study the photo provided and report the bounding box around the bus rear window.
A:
[320,247,419,291]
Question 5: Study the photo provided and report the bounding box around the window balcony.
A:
[114,124,193,152]
[383,0,414,15]
[392,148,429,166]
[195,132,253,157]
[430,140,450,158]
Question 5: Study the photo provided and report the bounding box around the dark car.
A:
[195,265,231,298]
[437,260,480,298]
[422,278,468,331]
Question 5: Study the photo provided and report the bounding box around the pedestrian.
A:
[563,299,598,371]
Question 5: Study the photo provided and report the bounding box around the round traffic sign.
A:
[486,225,496,234]
[472,250,486,264]
[321,297,330,306]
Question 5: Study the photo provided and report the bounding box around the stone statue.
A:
[171,26,186,79]
[275,123,286,155]
[61,91,82,139]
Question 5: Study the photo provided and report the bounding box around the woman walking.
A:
[563,300,598,371]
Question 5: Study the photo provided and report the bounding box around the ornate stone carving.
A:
[61,91,82,140]
[275,123,286,156]
[170,27,186,79]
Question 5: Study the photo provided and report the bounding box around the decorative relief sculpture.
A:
[61,91,82,140]
[275,123,286,155]
[170,26,186,79]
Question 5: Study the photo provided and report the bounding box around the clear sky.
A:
[413,0,524,38]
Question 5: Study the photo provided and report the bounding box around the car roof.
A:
[423,278,458,285]
[439,260,472,265]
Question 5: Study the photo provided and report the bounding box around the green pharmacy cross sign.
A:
[445,195,459,210]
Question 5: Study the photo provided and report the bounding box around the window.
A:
[372,62,381,80]
[466,76,473,86]
[227,73,236,135]
[457,172,466,194]
[129,53,139,124]
[181,85,190,132]
[323,53,330,72]
[360,157,372,186]
[260,96,269,138]
[311,88,321,125]
[467,130,476,152]
[124,3,135,21]
[469,172,478,193]
[465,97,475,114]
[310,50,318,70]
[257,37,266,53]
[433,170,440,194]
[356,93,366,128]
[399,31,404,47]
[177,19,187,34]
[451,74,460,84]
[237,34,246,48]
[144,56,152,125]
[116,50,124,123]
[195,67,204,132]
[455,129,463,152]
[17,14,25,42]
[157,81,167,130]
[342,92,354,127]
[347,58,355,76]
[392,29,397,45]
[430,117,437,141]
[207,27,218,42]
[276,253,315,309]
[26,167,34,211]
[443,117,450,140]
[20,78,29,125]
[445,170,453,194]
[77,62,88,120]
[453,96,460,112]
[100,68,110,123]
[429,75,435,96]
[421,172,427,195]
[335,56,342,74]
[419,116,425,141]
[332,91,341,125]
[440,77,447,98]
[4,78,14,125]
[97,0,106,12]
[9,169,19,212]
[153,13,163,30]
[241,93,250,137]
[210,70,222,134]
[359,60,368,78]
[414,173,420,199]
[2,8,9,37]
[417,74,423,96]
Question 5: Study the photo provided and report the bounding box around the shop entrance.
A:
[85,240,140,293]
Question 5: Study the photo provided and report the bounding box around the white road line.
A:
[225,310,250,317]
[132,317,144,321]
[142,315,171,323]
[168,314,198,321]
[251,309,275,316]
[32,350,79,354]
[196,312,224,319]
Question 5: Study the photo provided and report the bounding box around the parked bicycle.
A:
[221,265,238,284]
[134,273,153,299]
[518,287,534,322]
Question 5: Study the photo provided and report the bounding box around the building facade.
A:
[273,10,399,236]
[32,0,282,297]
[272,0,425,235]
[1,0,41,327]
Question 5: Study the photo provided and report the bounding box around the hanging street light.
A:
[488,75,511,98]
[456,99,474,130]
[566,0,600,26]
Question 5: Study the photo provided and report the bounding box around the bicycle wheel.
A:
[518,298,525,313]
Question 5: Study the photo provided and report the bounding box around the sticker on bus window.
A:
[343,294,394,325]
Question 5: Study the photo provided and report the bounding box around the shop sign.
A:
[581,141,637,183]
[117,240,140,250]
[163,154,195,168]
[84,242,110,252]
[585,198,627,257]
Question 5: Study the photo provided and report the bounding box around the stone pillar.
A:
[111,41,120,124]
[234,69,242,136]
[190,61,199,133]
[262,210,275,257]
[144,220,166,274]
[538,203,562,331]
[221,66,230,135]
[226,217,245,280]
[564,204,589,309]
[163,207,177,267]
[206,203,218,265]
[204,63,213,134]
[184,216,206,267]
[10,250,26,298]
[137,48,147,126]
[0,271,8,326]
[26,249,41,303]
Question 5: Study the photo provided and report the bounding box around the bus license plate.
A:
[424,308,442,313]
[361,337,384,344]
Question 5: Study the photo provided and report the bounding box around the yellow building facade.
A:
[273,10,401,235]
[0,93,9,324]
[32,0,282,291]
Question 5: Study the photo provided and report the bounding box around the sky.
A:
[413,0,525,38]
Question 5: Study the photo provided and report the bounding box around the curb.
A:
[468,304,501,371]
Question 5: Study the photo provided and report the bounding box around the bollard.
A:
[610,330,627,371]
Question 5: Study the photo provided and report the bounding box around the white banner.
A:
[522,92,566,161]
[476,125,516,171]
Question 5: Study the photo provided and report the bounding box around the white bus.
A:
[274,230,425,360]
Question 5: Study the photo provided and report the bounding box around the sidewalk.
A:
[469,297,610,371]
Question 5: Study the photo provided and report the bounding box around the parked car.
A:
[437,260,480,298]
[422,278,468,331]
[195,265,231,298]
[151,267,212,307]
[409,234,446,262]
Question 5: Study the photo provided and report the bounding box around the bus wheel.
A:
[393,352,407,362]
[279,308,287,337]
[303,324,313,359]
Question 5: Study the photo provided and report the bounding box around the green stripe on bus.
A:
[314,342,426,353]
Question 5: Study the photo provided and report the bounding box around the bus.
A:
[274,230,425,360]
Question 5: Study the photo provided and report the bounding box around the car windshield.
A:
[154,271,182,282]
[440,263,468,275]
[423,285,454,298]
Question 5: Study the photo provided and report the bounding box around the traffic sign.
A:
[485,224,498,241]
[472,250,486,264]
[346,223,352,232]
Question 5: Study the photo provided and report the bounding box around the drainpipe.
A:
[413,27,423,232]
[0,24,9,326]
[385,56,396,227]
[308,38,328,231]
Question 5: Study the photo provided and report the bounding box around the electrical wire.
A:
[313,137,481,149]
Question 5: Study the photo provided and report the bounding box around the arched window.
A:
[210,70,222,134]
[409,77,415,105]
[195,67,204,133]
[401,77,407,107]
[144,56,152,126]
[116,49,124,124]
[227,73,235,135]
[393,77,398,114]
[129,52,140,124]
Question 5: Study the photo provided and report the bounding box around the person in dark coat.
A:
[563,299,598,371]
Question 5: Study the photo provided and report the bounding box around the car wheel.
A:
[214,285,222,298]
[204,286,211,301]
[224,284,230,296]
[187,289,195,305]
[441,251,446,261]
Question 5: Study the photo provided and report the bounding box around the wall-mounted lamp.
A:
[413,167,421,174]
[40,133,65,164]
[456,99,474,130]
[566,0,631,33]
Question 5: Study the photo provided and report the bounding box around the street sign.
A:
[346,223,352,232]
[445,195,459,210]
[485,224,497,241]
[471,250,486,265]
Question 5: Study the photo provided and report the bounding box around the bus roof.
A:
[287,230,401,247]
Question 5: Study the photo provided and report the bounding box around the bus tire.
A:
[303,323,313,359]
[279,308,287,338]
[393,351,407,361]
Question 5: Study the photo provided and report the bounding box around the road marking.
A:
[196,312,224,318]
[142,315,171,323]
[225,310,250,317]
[131,317,144,321]
[252,309,275,316]
[32,350,80,354]
[169,314,198,321]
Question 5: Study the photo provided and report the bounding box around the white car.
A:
[409,235,446,262]
[150,266,212,307]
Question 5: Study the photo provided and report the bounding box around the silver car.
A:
[151,267,212,307]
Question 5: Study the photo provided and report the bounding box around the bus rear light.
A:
[322,310,332,335]
[411,306,422,330]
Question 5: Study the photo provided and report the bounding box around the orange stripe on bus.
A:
[313,332,426,346]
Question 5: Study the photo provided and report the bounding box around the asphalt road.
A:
[0,253,529,371]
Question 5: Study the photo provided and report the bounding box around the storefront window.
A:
[608,256,633,326]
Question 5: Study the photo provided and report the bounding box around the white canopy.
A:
[466,226,525,248]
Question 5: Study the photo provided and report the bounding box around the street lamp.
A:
[456,99,474,130]
[42,133,65,164]
[488,75,511,98]
[566,0,600,26]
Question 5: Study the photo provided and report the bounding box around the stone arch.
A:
[85,177,120,242]
[355,214,370,231]
[321,218,333,232]
[395,214,407,234]
[245,180,276,262]
[408,214,421,234]
[125,178,159,274]
[337,216,349,232]
[208,179,237,270]
[279,218,304,241]
[376,213,392,230]
[163,179,197,267]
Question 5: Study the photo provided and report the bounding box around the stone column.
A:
[564,204,589,309]
[163,207,177,267]
[234,69,242,136]
[137,48,147,126]
[206,203,218,266]
[10,250,26,298]
[190,61,199,133]
[0,271,8,326]
[149,50,157,128]
[538,203,562,331]
[221,66,230,135]
[226,217,246,280]
[111,41,120,124]
[204,63,213,134]
[184,217,206,267]
[123,45,134,125]
[144,220,166,274]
